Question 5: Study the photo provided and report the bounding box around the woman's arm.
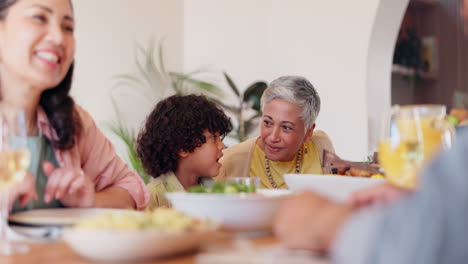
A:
[73,106,149,210]
[42,161,136,209]
[94,186,136,209]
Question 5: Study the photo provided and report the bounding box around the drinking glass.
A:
[379,105,455,189]
[0,105,31,255]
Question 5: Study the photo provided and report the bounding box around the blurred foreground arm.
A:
[348,182,412,208]
[274,132,468,263]
[273,191,352,252]
[334,131,468,263]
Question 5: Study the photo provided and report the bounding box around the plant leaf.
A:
[134,43,153,89]
[105,120,150,184]
[243,81,267,111]
[223,72,240,97]
[170,72,224,97]
[146,40,169,96]
[244,112,262,135]
[207,97,240,115]
[158,36,167,76]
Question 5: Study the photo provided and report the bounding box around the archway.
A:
[366,0,410,153]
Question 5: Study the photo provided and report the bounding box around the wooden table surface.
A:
[1,235,279,264]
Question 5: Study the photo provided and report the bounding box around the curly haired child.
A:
[137,94,232,209]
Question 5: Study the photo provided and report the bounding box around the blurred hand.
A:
[43,161,95,208]
[274,191,352,252]
[8,172,37,211]
[348,182,412,208]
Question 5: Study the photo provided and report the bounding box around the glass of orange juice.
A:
[379,105,455,189]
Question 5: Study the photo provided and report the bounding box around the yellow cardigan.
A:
[216,130,335,181]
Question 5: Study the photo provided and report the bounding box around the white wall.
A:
[183,0,270,91]
[184,0,384,160]
[72,0,184,161]
[266,0,378,160]
[71,0,409,162]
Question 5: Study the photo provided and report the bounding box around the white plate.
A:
[63,228,217,262]
[166,189,291,232]
[285,174,386,202]
[9,208,140,227]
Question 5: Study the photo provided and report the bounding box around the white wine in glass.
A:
[0,105,31,255]
[0,150,31,189]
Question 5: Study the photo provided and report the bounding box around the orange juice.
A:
[379,139,422,188]
[396,118,443,158]
[379,118,446,188]
[379,105,455,189]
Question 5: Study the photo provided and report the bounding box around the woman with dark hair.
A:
[2,0,148,211]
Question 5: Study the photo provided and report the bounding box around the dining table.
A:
[1,233,329,264]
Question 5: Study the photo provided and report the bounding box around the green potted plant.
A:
[108,39,224,183]
[108,39,268,182]
[212,73,267,142]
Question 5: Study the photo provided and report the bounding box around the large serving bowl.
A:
[63,228,216,262]
[165,189,291,232]
[62,208,218,262]
[285,174,386,202]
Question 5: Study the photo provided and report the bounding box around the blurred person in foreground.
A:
[217,76,335,189]
[274,2,468,262]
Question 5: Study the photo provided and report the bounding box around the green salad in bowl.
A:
[187,177,258,193]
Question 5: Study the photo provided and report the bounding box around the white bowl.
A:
[285,174,386,202]
[165,189,291,232]
[63,228,217,262]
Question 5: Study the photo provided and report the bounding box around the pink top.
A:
[37,105,149,210]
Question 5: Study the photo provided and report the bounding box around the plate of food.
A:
[9,208,139,227]
[166,181,292,232]
[62,208,218,262]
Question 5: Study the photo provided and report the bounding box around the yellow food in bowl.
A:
[75,208,209,232]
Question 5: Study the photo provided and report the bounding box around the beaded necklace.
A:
[264,147,302,188]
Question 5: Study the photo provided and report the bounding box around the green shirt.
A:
[12,135,63,213]
[146,171,214,210]
[146,171,184,210]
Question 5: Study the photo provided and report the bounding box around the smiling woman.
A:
[0,0,148,214]
[217,76,335,189]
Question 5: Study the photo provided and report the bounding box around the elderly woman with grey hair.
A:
[217,76,335,189]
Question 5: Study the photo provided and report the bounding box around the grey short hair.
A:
[260,76,320,131]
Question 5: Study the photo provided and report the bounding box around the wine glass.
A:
[378,105,455,189]
[0,105,31,255]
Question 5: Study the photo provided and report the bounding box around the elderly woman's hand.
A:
[273,191,353,252]
[348,182,412,208]
[8,172,37,211]
[43,161,95,208]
